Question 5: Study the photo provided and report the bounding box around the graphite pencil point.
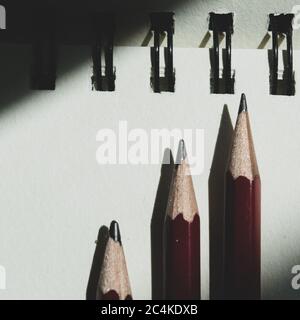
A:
[176,139,187,164]
[109,220,122,245]
[238,93,248,114]
[97,221,132,300]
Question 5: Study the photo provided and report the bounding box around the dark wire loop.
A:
[209,12,234,94]
[92,13,115,91]
[150,12,175,93]
[268,13,295,96]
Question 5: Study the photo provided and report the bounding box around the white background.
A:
[0,44,300,300]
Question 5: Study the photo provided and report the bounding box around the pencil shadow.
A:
[151,148,174,300]
[86,225,109,300]
[209,104,233,300]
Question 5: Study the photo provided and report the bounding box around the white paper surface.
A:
[0,45,299,299]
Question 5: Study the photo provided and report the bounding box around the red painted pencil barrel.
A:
[224,173,261,300]
[163,214,201,300]
[101,290,132,300]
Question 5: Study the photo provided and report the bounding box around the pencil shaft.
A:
[224,173,261,299]
[163,140,200,300]
[97,222,132,300]
[164,214,200,300]
[101,290,132,300]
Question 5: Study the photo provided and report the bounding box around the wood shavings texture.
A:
[97,238,132,300]
[229,112,259,181]
[167,159,199,223]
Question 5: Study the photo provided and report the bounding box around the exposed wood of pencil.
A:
[163,140,201,300]
[97,221,132,300]
[224,94,261,300]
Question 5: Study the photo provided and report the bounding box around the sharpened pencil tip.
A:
[176,139,187,164]
[109,221,122,245]
[238,93,248,114]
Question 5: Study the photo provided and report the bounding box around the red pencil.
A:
[224,94,261,300]
[97,221,132,300]
[163,140,201,300]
